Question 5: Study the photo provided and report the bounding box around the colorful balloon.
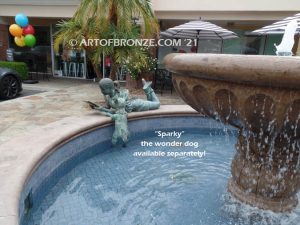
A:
[15,13,29,28]
[24,34,36,47]
[23,25,35,35]
[9,24,23,37]
[14,36,25,47]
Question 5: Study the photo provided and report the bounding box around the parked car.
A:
[0,68,23,99]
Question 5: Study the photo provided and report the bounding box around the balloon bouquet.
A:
[9,13,36,48]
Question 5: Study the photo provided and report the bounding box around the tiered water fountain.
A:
[164,53,300,212]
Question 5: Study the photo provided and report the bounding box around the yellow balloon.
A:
[9,24,23,37]
[14,36,25,47]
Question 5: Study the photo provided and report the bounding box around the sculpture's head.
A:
[99,78,116,97]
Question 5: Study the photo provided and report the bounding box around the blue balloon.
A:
[15,13,29,28]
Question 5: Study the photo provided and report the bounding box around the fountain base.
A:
[228,134,300,213]
[228,178,298,212]
[164,53,300,213]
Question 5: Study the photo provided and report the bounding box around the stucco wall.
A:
[0,0,300,20]
[0,24,9,60]
[152,0,300,20]
[152,0,300,11]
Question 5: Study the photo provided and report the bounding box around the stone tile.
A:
[23,95,44,101]
[0,80,185,146]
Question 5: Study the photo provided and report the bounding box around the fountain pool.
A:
[19,115,300,225]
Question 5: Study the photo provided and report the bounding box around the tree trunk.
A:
[108,3,118,81]
[83,45,102,79]
[110,60,118,81]
[92,63,102,79]
[109,3,118,26]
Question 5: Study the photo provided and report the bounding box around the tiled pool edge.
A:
[0,105,198,225]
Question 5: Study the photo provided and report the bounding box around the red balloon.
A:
[22,25,35,35]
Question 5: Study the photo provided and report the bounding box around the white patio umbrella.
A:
[160,20,238,53]
[251,13,300,54]
[252,13,300,34]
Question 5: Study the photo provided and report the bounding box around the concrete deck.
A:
[0,78,185,145]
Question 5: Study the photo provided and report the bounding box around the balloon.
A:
[15,13,29,28]
[14,36,25,47]
[23,25,35,35]
[9,24,23,37]
[24,34,36,47]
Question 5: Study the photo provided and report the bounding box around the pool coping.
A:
[0,105,199,225]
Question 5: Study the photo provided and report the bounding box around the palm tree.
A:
[54,0,159,80]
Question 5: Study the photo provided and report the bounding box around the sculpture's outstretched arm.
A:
[96,106,116,114]
[99,111,120,123]
[84,101,115,113]
[99,111,114,117]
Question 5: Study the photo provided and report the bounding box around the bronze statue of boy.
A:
[97,78,160,113]
[87,78,160,146]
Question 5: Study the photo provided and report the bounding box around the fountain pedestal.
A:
[165,54,300,212]
[230,133,299,212]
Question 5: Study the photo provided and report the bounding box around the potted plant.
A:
[125,49,157,89]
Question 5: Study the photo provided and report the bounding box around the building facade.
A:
[1,0,300,79]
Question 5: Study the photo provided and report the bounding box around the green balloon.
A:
[24,34,36,47]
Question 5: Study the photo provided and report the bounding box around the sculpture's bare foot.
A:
[142,78,152,91]
[111,140,117,147]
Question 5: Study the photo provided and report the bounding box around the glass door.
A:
[54,47,87,79]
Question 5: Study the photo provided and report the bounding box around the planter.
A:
[125,72,154,89]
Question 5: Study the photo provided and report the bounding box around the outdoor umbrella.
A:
[251,13,300,54]
[252,13,300,34]
[160,20,238,53]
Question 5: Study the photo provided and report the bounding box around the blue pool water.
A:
[21,127,300,225]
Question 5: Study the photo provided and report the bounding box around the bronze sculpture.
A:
[97,78,160,113]
[87,78,160,146]
[98,95,129,146]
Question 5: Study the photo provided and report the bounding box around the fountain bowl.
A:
[164,53,300,212]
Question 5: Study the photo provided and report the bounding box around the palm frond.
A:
[54,0,159,78]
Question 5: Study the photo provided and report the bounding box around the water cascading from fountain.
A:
[164,53,300,212]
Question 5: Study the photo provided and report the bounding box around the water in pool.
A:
[22,129,300,225]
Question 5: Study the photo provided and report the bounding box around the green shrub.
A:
[0,61,28,80]
[125,47,157,81]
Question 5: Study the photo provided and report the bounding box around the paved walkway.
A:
[0,78,185,145]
